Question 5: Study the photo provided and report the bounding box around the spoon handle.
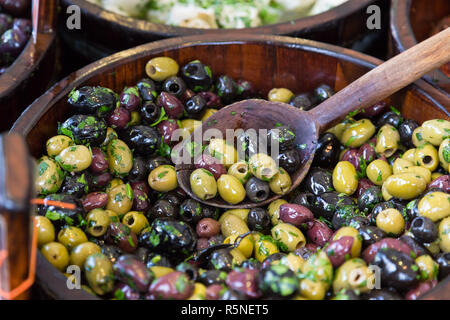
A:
[310,27,450,132]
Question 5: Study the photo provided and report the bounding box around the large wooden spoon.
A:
[176,28,450,209]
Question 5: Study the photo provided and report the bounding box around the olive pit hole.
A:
[186,65,198,74]
[169,83,180,92]
[423,156,432,164]
[238,167,247,174]
[256,191,266,198]
[148,66,156,75]
[126,217,135,225]
[93,226,104,234]
[413,218,423,228]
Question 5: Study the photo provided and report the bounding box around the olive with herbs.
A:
[215,75,238,105]
[247,208,271,234]
[140,101,161,125]
[181,60,213,92]
[122,125,160,157]
[67,86,117,117]
[207,249,234,271]
[267,125,296,151]
[105,222,138,253]
[179,199,204,225]
[313,84,334,102]
[60,172,91,197]
[258,264,299,298]
[162,76,186,98]
[302,167,333,196]
[313,192,355,220]
[357,186,383,212]
[377,111,404,128]
[185,95,207,118]
[289,93,316,111]
[137,78,158,102]
[59,114,107,147]
[399,119,419,147]
[410,216,438,243]
[313,132,340,168]
[147,199,178,221]
[245,177,270,203]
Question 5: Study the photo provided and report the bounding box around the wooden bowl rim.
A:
[11,33,449,300]
[0,0,57,100]
[389,0,450,96]
[67,0,375,37]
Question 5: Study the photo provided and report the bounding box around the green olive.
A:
[415,255,439,280]
[129,111,141,126]
[57,226,88,251]
[101,127,118,147]
[180,119,202,134]
[105,178,124,194]
[217,174,246,204]
[201,109,217,121]
[86,209,112,237]
[46,135,73,157]
[56,145,92,172]
[35,156,64,195]
[70,242,101,268]
[122,211,149,235]
[376,208,405,235]
[208,138,237,168]
[219,209,249,223]
[272,223,306,251]
[268,88,294,103]
[412,126,426,147]
[332,161,358,195]
[248,153,278,181]
[383,173,426,200]
[402,148,416,163]
[432,172,443,180]
[327,122,351,141]
[333,258,374,294]
[188,283,207,300]
[219,212,249,237]
[254,237,279,262]
[300,251,333,286]
[148,165,178,192]
[269,167,292,195]
[279,253,305,273]
[438,138,450,172]
[421,119,450,146]
[341,119,376,148]
[228,161,251,184]
[418,191,450,222]
[145,56,179,82]
[392,158,414,174]
[375,124,400,157]
[415,143,439,171]
[190,168,218,200]
[224,234,254,258]
[423,239,441,256]
[299,278,327,300]
[439,217,450,252]
[366,159,392,186]
[106,184,133,215]
[381,183,393,201]
[84,253,114,295]
[332,227,362,258]
[107,139,133,177]
[41,242,70,272]
[392,158,431,183]
[35,216,55,248]
[267,199,288,225]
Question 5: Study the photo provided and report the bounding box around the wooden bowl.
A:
[390,0,450,96]
[10,34,450,300]
[58,0,388,65]
[0,0,58,131]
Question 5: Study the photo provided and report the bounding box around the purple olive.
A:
[206,284,223,300]
[197,237,209,251]
[196,218,220,238]
[226,269,261,299]
[279,204,314,226]
[306,219,333,247]
[148,271,194,300]
[305,243,320,252]
[119,86,141,112]
[362,101,387,119]
[194,154,227,180]
[107,107,130,129]
[157,92,184,119]
[114,282,140,300]
[0,28,28,63]
[355,178,375,198]
[0,0,30,16]
[325,236,354,267]
[198,91,222,108]
[91,172,113,190]
[130,181,150,195]
[362,238,413,263]
[113,255,154,292]
[132,189,150,212]
[12,18,31,35]
[428,175,450,192]
[90,147,108,173]
[105,222,138,253]
[82,192,108,211]
[341,149,360,171]
[0,13,12,35]
[405,280,437,300]
[156,119,179,144]
[358,143,376,163]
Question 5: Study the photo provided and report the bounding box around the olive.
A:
[190,168,217,200]
[291,192,316,211]
[46,135,73,158]
[156,119,179,144]
[35,216,55,248]
[196,218,220,238]
[113,255,154,292]
[41,242,69,272]
[361,101,388,119]
[105,222,138,253]
[59,114,107,146]
[399,119,419,147]
[226,268,261,299]
[146,57,179,82]
[228,161,251,184]
[399,235,429,258]
[332,205,358,229]
[144,253,172,268]
[37,193,84,228]
[358,142,377,164]
[122,125,160,157]
[107,107,130,129]
[410,216,438,243]
[267,125,296,151]
[313,84,334,102]
[362,238,413,263]
[148,165,178,193]
[162,76,186,98]
[137,78,158,102]
[369,201,395,224]
[362,289,402,300]
[181,60,213,92]
[198,269,228,286]
[194,154,227,180]
[325,236,354,268]
[270,168,292,195]
[247,208,271,234]
[148,271,194,300]
[132,189,150,212]
[302,167,333,196]
[157,92,184,119]
[357,186,382,212]
[258,264,299,298]
[185,95,207,118]
[61,172,91,197]
[84,253,115,295]
[245,177,270,203]
[207,249,234,271]
[289,93,316,111]
[347,216,370,230]
[70,242,101,268]
[119,86,141,112]
[236,130,261,161]
[56,145,92,173]
[139,218,197,261]
[377,111,404,128]
[179,199,204,225]
[175,262,199,281]
[277,149,301,174]
[0,28,28,63]
[140,101,161,125]
[436,253,450,280]
[114,283,140,300]
[127,157,148,182]
[372,248,419,290]
[279,204,314,226]
[313,192,354,220]
[147,199,178,221]
[217,174,246,205]
[0,14,12,35]
[340,149,361,172]
[101,245,123,264]
[313,132,340,168]
[106,183,133,214]
[89,147,108,174]
[198,91,222,108]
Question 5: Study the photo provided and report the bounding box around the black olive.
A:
[436,252,450,280]
[313,132,341,168]
[202,204,220,220]
[313,192,355,220]
[0,28,28,64]
[313,84,334,102]
[277,149,301,174]
[67,86,117,117]
[208,234,225,246]
[290,191,316,211]
[122,125,161,157]
[198,269,227,286]
[410,216,438,243]
[144,253,172,268]
[347,215,370,230]
[37,193,85,229]
[370,202,395,224]
[184,95,207,118]
[267,125,296,151]
[245,177,270,203]
[179,199,204,225]
[358,226,386,248]
[59,114,107,146]
[258,264,299,298]
[140,101,161,125]
[289,93,316,111]
[215,75,238,105]
[236,79,258,100]
[181,60,213,92]
[101,245,123,264]
[293,246,315,260]
[261,253,286,269]
[207,249,233,271]
[239,258,261,270]
[162,76,186,98]
[137,78,158,102]
[220,289,248,300]
[357,186,383,212]
[161,191,184,208]
[147,199,178,221]
[175,262,199,281]
[139,218,197,262]
[377,111,404,128]
[398,235,429,258]
[362,289,402,300]
[398,119,419,148]
[332,205,358,229]
[60,172,91,197]
[127,157,148,182]
[387,198,408,214]
[302,167,334,196]
[247,208,271,234]
[0,14,13,35]
[147,156,171,172]
[236,130,261,161]
[372,248,419,291]
[134,247,150,263]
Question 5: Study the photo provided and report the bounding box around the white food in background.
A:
[310,0,348,15]
[100,0,146,17]
[166,5,218,29]
[216,4,262,29]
